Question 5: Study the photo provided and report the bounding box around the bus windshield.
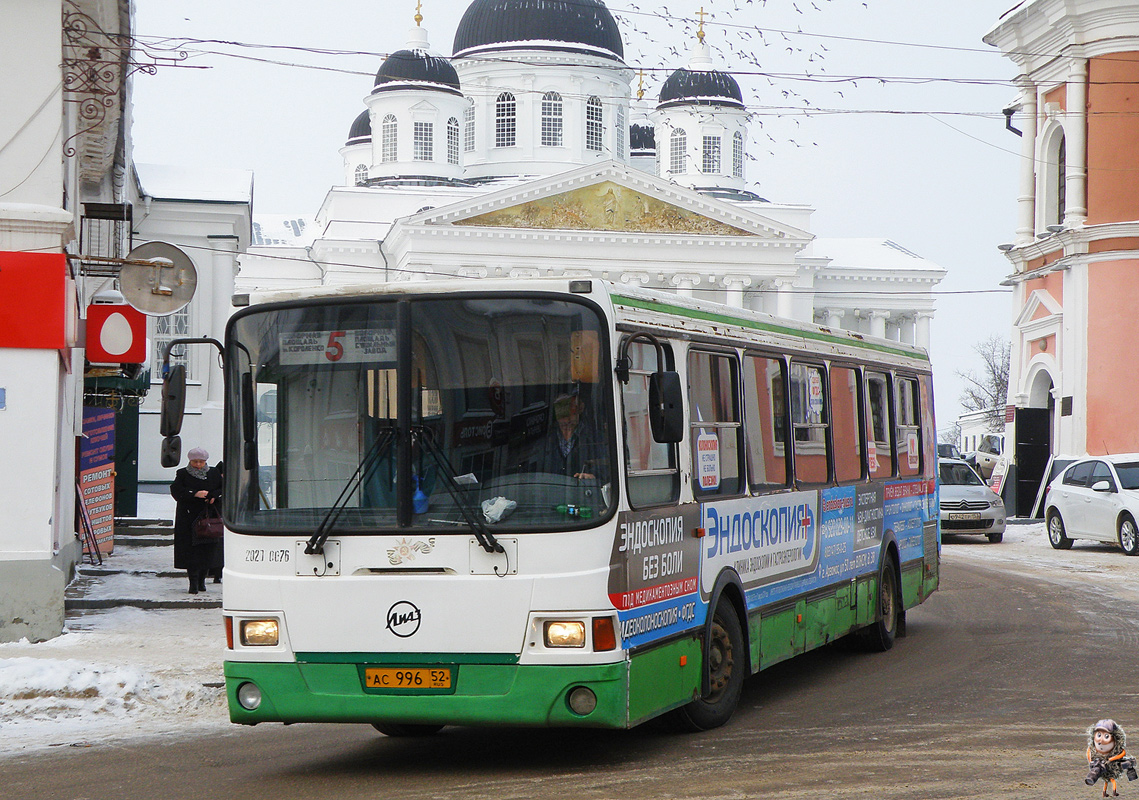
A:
[225,294,614,533]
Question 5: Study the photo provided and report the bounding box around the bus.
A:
[160,277,939,734]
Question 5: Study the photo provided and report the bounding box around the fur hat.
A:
[187,447,209,461]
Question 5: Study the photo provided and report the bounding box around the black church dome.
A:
[346,110,371,145]
[373,49,462,95]
[453,0,624,60]
[658,68,743,109]
[629,122,655,152]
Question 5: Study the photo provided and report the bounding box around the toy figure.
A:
[1086,719,1138,797]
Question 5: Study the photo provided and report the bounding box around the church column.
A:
[869,310,889,339]
[1017,78,1038,245]
[671,273,701,298]
[825,308,845,330]
[722,275,750,308]
[1064,57,1088,226]
[775,279,794,319]
[207,235,239,405]
[915,312,932,350]
[900,315,916,345]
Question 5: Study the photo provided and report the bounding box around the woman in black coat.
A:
[170,447,223,594]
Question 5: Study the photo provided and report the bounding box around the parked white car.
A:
[1044,454,1139,555]
[939,458,1006,543]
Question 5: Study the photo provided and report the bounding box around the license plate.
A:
[363,667,452,691]
[948,512,981,521]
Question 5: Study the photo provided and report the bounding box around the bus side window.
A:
[895,376,922,477]
[621,339,680,506]
[789,362,830,485]
[865,371,894,479]
[688,350,744,497]
[743,354,789,490]
[919,375,936,479]
[830,365,863,483]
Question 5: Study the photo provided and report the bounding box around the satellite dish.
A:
[119,241,197,316]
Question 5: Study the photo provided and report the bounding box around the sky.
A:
[129,0,1022,433]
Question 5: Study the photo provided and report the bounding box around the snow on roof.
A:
[135,162,253,203]
[807,237,946,273]
[251,215,317,247]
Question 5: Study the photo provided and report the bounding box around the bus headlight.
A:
[544,621,586,648]
[240,619,279,646]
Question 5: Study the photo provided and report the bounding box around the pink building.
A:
[986,0,1139,515]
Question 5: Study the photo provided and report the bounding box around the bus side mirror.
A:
[242,373,259,472]
[160,365,187,436]
[649,371,684,443]
[161,435,182,468]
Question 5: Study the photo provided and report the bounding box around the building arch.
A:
[1038,120,1066,229]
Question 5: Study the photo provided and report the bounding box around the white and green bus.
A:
[162,277,939,734]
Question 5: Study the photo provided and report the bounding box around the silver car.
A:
[1044,454,1139,555]
[939,458,1007,543]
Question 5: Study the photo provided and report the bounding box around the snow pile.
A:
[0,607,229,752]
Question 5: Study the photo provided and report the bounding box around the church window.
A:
[669,129,686,174]
[447,117,459,165]
[414,122,433,162]
[495,92,516,148]
[463,101,475,152]
[541,92,563,147]
[1056,136,1066,225]
[381,115,397,162]
[586,96,603,151]
[615,104,626,159]
[354,164,368,185]
[732,132,744,178]
[702,135,721,174]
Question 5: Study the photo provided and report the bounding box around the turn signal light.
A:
[592,617,617,651]
[225,616,234,650]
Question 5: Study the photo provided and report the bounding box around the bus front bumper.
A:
[224,658,629,729]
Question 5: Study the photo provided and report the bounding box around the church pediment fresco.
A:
[452,181,751,236]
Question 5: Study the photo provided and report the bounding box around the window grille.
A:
[464,101,475,152]
[586,96,603,151]
[381,115,397,162]
[354,164,368,185]
[541,92,563,147]
[733,132,744,178]
[413,121,433,161]
[702,135,721,174]
[153,304,192,380]
[495,92,516,148]
[669,129,686,173]
[615,104,626,159]
[446,118,459,165]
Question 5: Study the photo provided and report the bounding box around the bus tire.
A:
[862,554,900,652]
[671,597,744,732]
[372,722,444,737]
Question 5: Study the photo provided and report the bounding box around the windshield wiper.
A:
[305,427,394,556]
[413,425,504,554]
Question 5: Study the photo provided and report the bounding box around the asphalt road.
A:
[7,548,1131,800]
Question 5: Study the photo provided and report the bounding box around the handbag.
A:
[193,505,225,540]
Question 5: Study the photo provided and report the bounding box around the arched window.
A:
[541,91,563,147]
[354,164,368,186]
[732,131,744,178]
[447,117,460,165]
[495,92,516,148]
[413,121,433,162]
[463,101,475,152]
[1056,136,1067,225]
[381,114,397,163]
[586,96,603,151]
[669,128,686,174]
[615,104,626,159]
[702,135,721,174]
[1041,126,1066,228]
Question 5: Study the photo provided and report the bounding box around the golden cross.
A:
[696,6,709,42]
[414,0,423,25]
[637,69,646,100]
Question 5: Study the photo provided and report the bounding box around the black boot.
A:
[188,571,199,595]
[198,574,207,591]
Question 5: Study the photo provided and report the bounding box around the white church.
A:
[237,0,944,336]
[143,0,946,483]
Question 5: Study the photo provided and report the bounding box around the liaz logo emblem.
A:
[386,601,422,638]
[387,537,435,566]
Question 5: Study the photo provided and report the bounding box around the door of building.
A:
[1014,407,1051,517]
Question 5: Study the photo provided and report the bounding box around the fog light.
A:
[567,686,597,716]
[544,621,586,648]
[240,619,279,646]
[236,682,262,711]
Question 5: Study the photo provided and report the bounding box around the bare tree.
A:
[956,335,1011,431]
[940,421,962,446]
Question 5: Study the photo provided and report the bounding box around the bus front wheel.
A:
[672,597,744,732]
[372,722,444,737]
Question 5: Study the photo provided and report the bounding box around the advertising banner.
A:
[80,407,116,553]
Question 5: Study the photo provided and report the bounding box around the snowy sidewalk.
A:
[0,490,231,756]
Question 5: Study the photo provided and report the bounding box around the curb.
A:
[65,598,222,610]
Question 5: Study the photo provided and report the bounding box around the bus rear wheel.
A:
[861,555,900,652]
[671,597,744,732]
[372,722,444,737]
